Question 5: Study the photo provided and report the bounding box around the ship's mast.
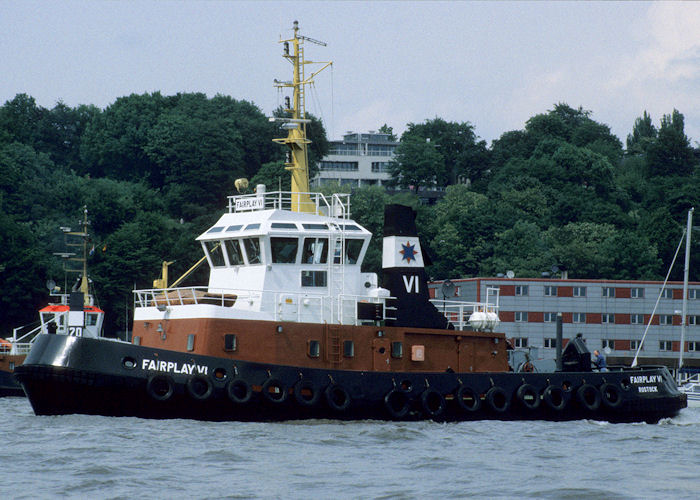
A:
[273,21,332,212]
[62,207,91,306]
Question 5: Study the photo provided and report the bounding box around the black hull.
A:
[15,335,686,423]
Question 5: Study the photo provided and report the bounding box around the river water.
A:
[1,397,698,499]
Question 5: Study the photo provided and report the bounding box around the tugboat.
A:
[1,208,105,396]
[16,22,686,422]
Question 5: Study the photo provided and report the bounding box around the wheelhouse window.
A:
[224,239,244,266]
[86,313,98,326]
[205,240,226,267]
[301,270,327,287]
[391,341,403,358]
[345,239,363,265]
[271,237,298,263]
[332,238,364,265]
[302,237,328,264]
[243,238,262,264]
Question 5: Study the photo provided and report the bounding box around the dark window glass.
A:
[345,239,363,264]
[205,240,226,267]
[243,238,261,264]
[245,223,260,230]
[391,341,403,358]
[343,340,355,358]
[308,340,320,358]
[226,225,243,232]
[301,270,327,287]
[302,237,328,264]
[225,240,244,266]
[224,334,237,351]
[207,226,224,233]
[271,237,298,263]
[302,223,328,230]
[271,223,297,229]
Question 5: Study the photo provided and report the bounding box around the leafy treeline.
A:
[0,94,697,336]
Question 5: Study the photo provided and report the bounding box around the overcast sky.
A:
[3,1,699,146]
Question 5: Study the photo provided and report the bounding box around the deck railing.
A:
[134,286,394,326]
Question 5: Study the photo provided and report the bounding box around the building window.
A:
[631,287,644,298]
[602,287,615,298]
[544,338,557,348]
[515,285,529,296]
[573,286,586,297]
[515,311,528,322]
[602,313,614,324]
[631,314,644,325]
[513,337,528,348]
[630,339,643,351]
[688,289,698,299]
[187,334,196,352]
[343,340,355,358]
[543,312,558,323]
[544,286,557,297]
[601,339,615,350]
[689,341,700,352]
[308,340,321,358]
[320,161,359,171]
[224,334,237,352]
[371,161,391,173]
[689,316,698,326]
[391,341,403,358]
[660,288,673,299]
[659,340,673,351]
[572,312,586,323]
[659,315,673,325]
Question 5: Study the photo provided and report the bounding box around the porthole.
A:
[122,357,137,370]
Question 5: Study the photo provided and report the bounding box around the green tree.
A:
[626,110,657,155]
[388,135,445,192]
[646,109,696,177]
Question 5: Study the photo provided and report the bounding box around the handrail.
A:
[226,190,351,218]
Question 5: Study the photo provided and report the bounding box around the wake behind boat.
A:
[15,22,686,423]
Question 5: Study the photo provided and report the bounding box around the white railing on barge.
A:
[134,286,394,326]
[227,190,352,219]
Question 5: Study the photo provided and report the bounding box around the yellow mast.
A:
[273,20,332,212]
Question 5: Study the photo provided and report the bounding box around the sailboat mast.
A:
[678,207,694,376]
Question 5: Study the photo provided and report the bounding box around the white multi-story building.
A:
[429,277,700,371]
[313,131,397,188]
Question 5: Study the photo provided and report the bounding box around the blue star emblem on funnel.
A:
[399,241,418,264]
